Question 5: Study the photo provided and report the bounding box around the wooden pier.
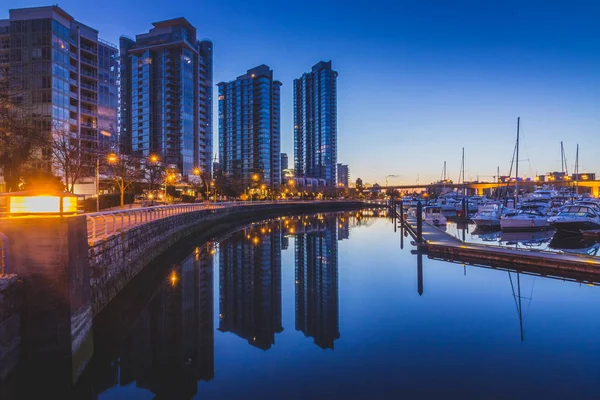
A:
[391,204,600,281]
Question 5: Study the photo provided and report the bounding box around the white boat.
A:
[548,205,600,232]
[472,203,506,229]
[500,207,550,231]
[422,206,447,227]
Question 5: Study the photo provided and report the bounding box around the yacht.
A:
[422,206,447,227]
[472,202,507,229]
[548,204,600,232]
[500,199,552,232]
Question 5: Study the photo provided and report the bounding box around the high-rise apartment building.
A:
[280,152,288,184]
[337,163,349,188]
[218,65,281,191]
[120,18,213,178]
[1,6,118,193]
[294,61,338,187]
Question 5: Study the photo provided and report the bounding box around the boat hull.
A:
[473,218,500,228]
[500,217,549,232]
[549,219,600,233]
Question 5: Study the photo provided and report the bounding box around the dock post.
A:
[416,200,423,243]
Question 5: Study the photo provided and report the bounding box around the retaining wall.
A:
[88,201,369,316]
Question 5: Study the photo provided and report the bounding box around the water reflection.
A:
[218,223,283,350]
[294,214,341,349]
[89,243,215,398]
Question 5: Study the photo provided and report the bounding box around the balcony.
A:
[80,82,97,92]
[81,94,97,104]
[80,69,97,80]
[69,91,78,99]
[80,56,96,67]
[81,107,97,117]
[80,43,97,55]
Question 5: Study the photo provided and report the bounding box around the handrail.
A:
[86,200,362,242]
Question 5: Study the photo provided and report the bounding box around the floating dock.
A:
[394,209,600,280]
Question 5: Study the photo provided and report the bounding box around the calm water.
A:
[7,209,600,399]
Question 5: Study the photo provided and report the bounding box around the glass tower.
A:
[218,65,281,191]
[119,18,213,178]
[1,6,118,193]
[294,61,338,187]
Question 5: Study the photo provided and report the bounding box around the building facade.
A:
[120,18,213,178]
[1,6,118,193]
[218,65,281,191]
[294,61,338,187]
[337,163,349,187]
[280,152,288,185]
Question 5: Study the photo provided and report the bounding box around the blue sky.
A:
[5,0,600,184]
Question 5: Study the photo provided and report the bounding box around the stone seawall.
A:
[0,275,21,380]
[88,201,369,316]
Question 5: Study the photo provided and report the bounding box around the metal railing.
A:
[85,200,362,242]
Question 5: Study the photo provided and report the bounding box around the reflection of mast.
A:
[417,250,423,296]
[508,271,533,342]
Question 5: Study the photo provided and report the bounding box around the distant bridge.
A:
[369,179,600,197]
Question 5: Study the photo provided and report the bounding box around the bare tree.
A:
[50,126,93,193]
[0,67,49,192]
[105,154,141,208]
[143,156,165,204]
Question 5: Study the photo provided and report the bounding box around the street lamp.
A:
[148,154,160,206]
[107,153,118,163]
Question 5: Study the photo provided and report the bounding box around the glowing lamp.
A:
[2,191,80,216]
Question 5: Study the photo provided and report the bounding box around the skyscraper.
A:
[294,61,338,187]
[280,152,288,185]
[337,163,349,188]
[1,6,118,193]
[120,18,213,178]
[218,65,281,191]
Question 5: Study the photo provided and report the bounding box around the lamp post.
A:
[149,154,159,206]
[251,173,260,202]
[211,180,216,203]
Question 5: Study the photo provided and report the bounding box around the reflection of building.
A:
[218,223,283,349]
[295,214,340,349]
[337,216,350,240]
[120,18,213,178]
[294,61,338,187]
[218,65,282,190]
[107,243,215,398]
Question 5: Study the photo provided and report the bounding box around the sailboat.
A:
[501,118,551,231]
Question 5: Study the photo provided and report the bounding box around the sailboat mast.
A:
[462,147,465,197]
[561,141,565,174]
[575,144,579,196]
[444,161,447,181]
[515,117,520,207]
